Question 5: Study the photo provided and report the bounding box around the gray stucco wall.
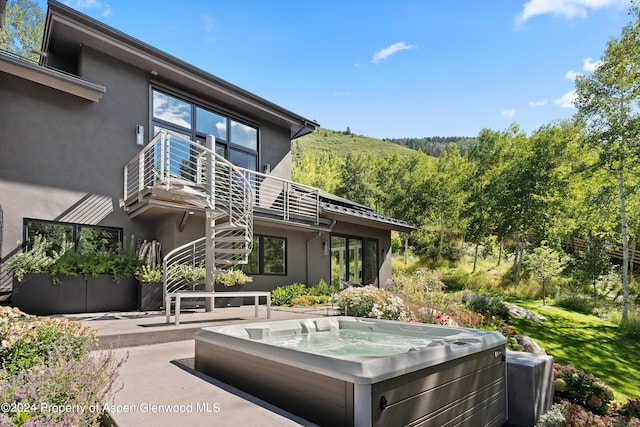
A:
[260,123,292,181]
[0,47,155,262]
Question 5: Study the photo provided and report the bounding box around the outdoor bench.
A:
[165,291,271,325]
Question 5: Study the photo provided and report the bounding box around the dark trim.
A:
[330,233,379,286]
[23,218,123,251]
[244,234,287,276]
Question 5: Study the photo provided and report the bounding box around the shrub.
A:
[271,283,307,306]
[535,402,567,426]
[291,295,331,306]
[619,309,640,339]
[167,264,206,288]
[1,236,63,282]
[555,294,595,315]
[553,363,614,415]
[135,265,163,284]
[0,307,123,426]
[462,292,510,323]
[388,269,446,300]
[0,347,124,426]
[332,286,411,321]
[215,269,252,287]
[0,307,96,376]
[621,397,640,418]
[307,279,338,296]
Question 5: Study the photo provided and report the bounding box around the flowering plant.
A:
[0,307,95,375]
[0,307,122,426]
[332,286,411,321]
[553,363,614,415]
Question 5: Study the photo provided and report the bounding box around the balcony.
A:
[122,130,324,228]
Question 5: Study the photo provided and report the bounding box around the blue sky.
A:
[40,0,632,138]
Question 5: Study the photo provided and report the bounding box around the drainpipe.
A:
[306,231,323,285]
[305,216,337,285]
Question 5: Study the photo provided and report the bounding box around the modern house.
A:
[0,0,413,313]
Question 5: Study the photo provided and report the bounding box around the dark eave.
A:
[319,193,415,233]
[0,49,105,102]
[43,0,319,139]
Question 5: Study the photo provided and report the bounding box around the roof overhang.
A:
[43,0,319,138]
[0,50,105,101]
[319,193,415,233]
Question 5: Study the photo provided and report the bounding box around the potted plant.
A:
[214,269,253,307]
[135,265,163,311]
[2,235,141,315]
[167,263,206,290]
[215,269,253,288]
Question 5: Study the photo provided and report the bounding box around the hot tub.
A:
[195,316,506,427]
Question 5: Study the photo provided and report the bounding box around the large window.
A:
[242,235,286,275]
[331,235,378,287]
[151,89,258,171]
[24,219,122,255]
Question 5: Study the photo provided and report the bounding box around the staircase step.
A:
[216,248,251,255]
[215,236,251,243]
[215,222,243,230]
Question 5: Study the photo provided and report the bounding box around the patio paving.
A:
[60,306,337,426]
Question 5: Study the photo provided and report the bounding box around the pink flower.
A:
[587,395,603,408]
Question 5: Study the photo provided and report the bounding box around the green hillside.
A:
[292,128,419,160]
[291,128,431,199]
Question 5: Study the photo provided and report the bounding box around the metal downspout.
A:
[305,216,337,285]
[306,231,322,285]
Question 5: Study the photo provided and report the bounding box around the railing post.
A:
[124,165,129,201]
[205,135,215,206]
[204,135,216,312]
[164,132,171,184]
[315,190,320,225]
[137,151,144,191]
[159,131,166,183]
[284,181,290,220]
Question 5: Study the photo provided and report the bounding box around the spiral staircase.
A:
[123,130,253,301]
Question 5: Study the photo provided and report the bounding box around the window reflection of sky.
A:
[231,120,257,150]
[153,92,192,129]
[196,107,226,140]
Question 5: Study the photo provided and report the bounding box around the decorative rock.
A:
[515,334,547,355]
[507,303,545,323]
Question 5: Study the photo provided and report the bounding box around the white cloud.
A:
[566,70,579,80]
[515,0,627,24]
[202,15,215,33]
[583,57,603,72]
[332,91,351,97]
[529,99,548,107]
[64,0,113,17]
[554,91,577,108]
[371,42,415,64]
[501,109,516,118]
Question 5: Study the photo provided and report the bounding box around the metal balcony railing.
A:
[124,130,321,225]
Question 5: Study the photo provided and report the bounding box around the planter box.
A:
[13,273,138,315]
[87,275,138,312]
[139,282,163,311]
[13,273,86,315]
[213,283,244,307]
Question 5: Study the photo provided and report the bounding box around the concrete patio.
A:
[61,306,338,426]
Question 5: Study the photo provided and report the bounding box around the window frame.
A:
[23,218,123,253]
[150,87,259,171]
[330,233,379,286]
[242,234,287,276]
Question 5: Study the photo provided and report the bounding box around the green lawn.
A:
[510,301,639,401]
